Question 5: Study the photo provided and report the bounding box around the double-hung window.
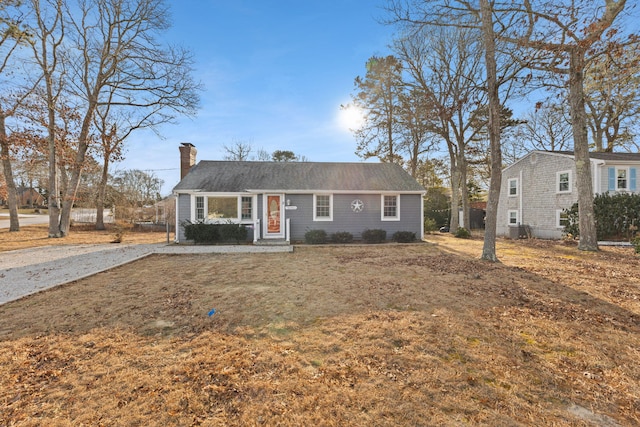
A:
[508,178,518,196]
[557,170,571,193]
[556,210,569,228]
[195,196,205,221]
[241,196,253,220]
[508,210,518,225]
[608,167,637,192]
[617,168,628,191]
[381,195,400,221]
[313,194,333,221]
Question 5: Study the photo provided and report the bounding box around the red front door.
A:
[264,194,284,238]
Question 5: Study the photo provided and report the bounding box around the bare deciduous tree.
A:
[45,0,199,236]
[584,41,640,152]
[498,0,630,251]
[394,26,486,233]
[0,0,30,231]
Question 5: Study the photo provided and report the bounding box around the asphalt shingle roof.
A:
[173,161,426,193]
[548,151,640,162]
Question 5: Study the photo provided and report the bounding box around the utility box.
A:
[509,224,529,239]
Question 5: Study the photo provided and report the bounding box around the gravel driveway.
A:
[0,243,292,305]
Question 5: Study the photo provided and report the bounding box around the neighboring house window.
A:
[195,196,204,221]
[556,209,569,228]
[557,170,572,193]
[241,196,253,220]
[207,196,238,219]
[617,168,628,190]
[508,210,518,225]
[313,194,333,221]
[382,195,400,221]
[508,178,518,196]
[609,167,637,192]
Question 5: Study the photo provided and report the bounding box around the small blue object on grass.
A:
[208,308,216,317]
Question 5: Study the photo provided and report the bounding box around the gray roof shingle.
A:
[173,161,426,193]
[549,151,640,162]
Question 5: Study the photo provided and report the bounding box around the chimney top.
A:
[179,143,197,180]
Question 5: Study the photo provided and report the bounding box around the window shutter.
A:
[631,167,637,192]
[608,167,615,191]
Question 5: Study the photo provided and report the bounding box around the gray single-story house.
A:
[497,150,640,239]
[173,143,426,243]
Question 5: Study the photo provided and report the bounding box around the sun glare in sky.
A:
[338,104,365,133]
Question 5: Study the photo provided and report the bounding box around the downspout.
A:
[421,192,425,239]
[519,170,523,226]
[174,192,179,243]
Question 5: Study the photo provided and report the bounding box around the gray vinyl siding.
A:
[284,193,422,241]
[175,192,423,243]
[176,193,191,242]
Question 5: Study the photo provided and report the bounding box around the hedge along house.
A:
[173,143,426,243]
[497,150,640,240]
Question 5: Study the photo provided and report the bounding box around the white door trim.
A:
[263,193,285,238]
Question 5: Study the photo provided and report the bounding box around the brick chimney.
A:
[179,143,197,179]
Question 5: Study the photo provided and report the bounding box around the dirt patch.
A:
[0,223,170,252]
[1,235,639,425]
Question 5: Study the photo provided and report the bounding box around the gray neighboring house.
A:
[173,143,426,243]
[497,150,640,239]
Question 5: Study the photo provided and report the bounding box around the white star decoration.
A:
[351,199,364,212]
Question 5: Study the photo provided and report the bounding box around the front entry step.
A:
[254,239,290,246]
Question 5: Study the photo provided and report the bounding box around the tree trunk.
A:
[95,155,110,230]
[448,147,460,232]
[59,94,97,236]
[0,114,19,232]
[569,48,598,251]
[479,0,501,262]
[46,103,61,238]
[459,151,470,230]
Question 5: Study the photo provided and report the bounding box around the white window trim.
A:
[192,193,255,224]
[381,194,400,221]
[507,209,519,226]
[556,209,569,229]
[313,194,333,221]
[194,195,205,221]
[508,178,518,197]
[616,167,629,191]
[556,170,572,194]
[240,195,257,222]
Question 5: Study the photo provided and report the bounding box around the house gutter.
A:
[590,158,605,196]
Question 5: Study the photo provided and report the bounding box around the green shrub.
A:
[424,217,438,234]
[392,231,416,243]
[454,227,471,239]
[182,221,248,244]
[217,223,249,242]
[362,229,387,244]
[564,193,640,240]
[331,231,353,244]
[305,229,328,244]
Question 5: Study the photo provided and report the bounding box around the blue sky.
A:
[116,1,395,195]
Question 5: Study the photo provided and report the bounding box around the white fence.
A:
[71,208,115,224]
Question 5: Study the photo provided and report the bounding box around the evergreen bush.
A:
[362,229,387,243]
[392,231,416,243]
[305,229,328,244]
[182,221,248,244]
[564,193,640,240]
[454,227,471,239]
[331,231,354,244]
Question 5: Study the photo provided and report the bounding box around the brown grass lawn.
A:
[0,228,639,426]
